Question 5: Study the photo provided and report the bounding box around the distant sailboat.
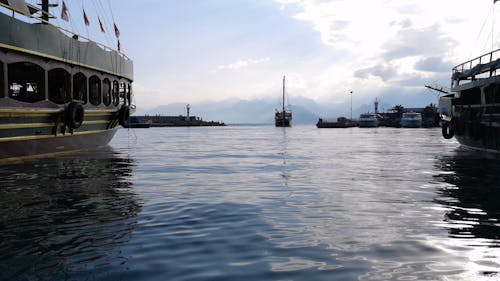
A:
[275,76,292,127]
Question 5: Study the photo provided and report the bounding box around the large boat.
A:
[316,117,357,128]
[358,113,379,128]
[401,112,422,128]
[0,0,134,161]
[438,2,500,151]
[439,46,500,151]
[275,76,292,127]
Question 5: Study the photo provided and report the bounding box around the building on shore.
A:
[126,115,225,127]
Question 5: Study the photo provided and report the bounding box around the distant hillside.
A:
[138,97,327,124]
[136,93,437,124]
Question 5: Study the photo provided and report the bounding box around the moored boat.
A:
[358,113,379,128]
[401,112,422,128]
[438,2,500,151]
[316,117,357,128]
[0,0,134,161]
[275,76,292,127]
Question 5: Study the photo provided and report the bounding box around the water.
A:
[1,125,500,281]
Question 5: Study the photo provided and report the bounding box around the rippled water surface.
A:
[2,125,500,280]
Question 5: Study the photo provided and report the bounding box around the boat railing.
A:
[0,1,131,62]
[452,48,500,87]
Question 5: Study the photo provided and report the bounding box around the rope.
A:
[468,6,492,60]
[91,0,114,48]
[493,4,496,52]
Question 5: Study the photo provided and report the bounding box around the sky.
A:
[50,0,500,110]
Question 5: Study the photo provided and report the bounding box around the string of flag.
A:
[60,0,121,51]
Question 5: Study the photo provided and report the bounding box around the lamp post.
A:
[350,91,353,121]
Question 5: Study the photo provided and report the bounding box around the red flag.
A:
[61,1,69,21]
[83,8,89,26]
[98,17,105,33]
[113,23,120,38]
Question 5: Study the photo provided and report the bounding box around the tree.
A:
[392,105,404,114]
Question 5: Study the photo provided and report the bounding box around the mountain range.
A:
[135,94,437,124]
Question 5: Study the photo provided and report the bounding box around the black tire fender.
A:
[65,102,84,129]
[442,121,454,139]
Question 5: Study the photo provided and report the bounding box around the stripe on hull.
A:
[455,135,500,153]
[0,128,118,162]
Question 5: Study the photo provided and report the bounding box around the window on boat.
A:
[460,87,481,105]
[0,61,4,98]
[8,62,45,103]
[73,72,87,104]
[48,68,71,104]
[119,82,126,105]
[112,80,119,106]
[89,75,101,106]
[103,78,111,106]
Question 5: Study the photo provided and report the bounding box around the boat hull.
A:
[275,120,291,127]
[401,120,422,128]
[0,128,118,161]
[0,106,126,162]
[455,134,500,153]
[451,118,500,152]
[275,111,292,127]
[316,121,357,128]
[358,120,379,128]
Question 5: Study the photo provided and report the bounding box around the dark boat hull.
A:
[0,107,126,162]
[0,128,118,161]
[316,119,357,128]
[275,111,292,127]
[453,124,500,153]
[275,120,291,127]
[316,122,356,128]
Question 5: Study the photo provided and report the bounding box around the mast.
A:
[282,76,286,114]
[41,0,49,23]
[40,0,58,24]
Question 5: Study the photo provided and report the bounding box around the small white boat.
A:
[401,112,422,128]
[358,113,379,128]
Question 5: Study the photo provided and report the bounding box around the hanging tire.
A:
[442,121,454,139]
[118,105,130,126]
[65,102,84,129]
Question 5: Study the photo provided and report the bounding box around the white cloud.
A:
[128,1,500,108]
[272,0,495,102]
[216,57,271,71]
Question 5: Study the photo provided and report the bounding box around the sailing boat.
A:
[275,76,292,127]
[0,0,134,161]
[438,1,500,152]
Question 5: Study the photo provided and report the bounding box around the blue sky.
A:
[52,1,500,110]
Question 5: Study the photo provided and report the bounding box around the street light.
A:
[350,91,353,121]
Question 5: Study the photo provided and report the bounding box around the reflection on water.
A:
[0,147,140,281]
[278,127,290,187]
[434,149,500,276]
[4,127,500,280]
[435,150,500,242]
